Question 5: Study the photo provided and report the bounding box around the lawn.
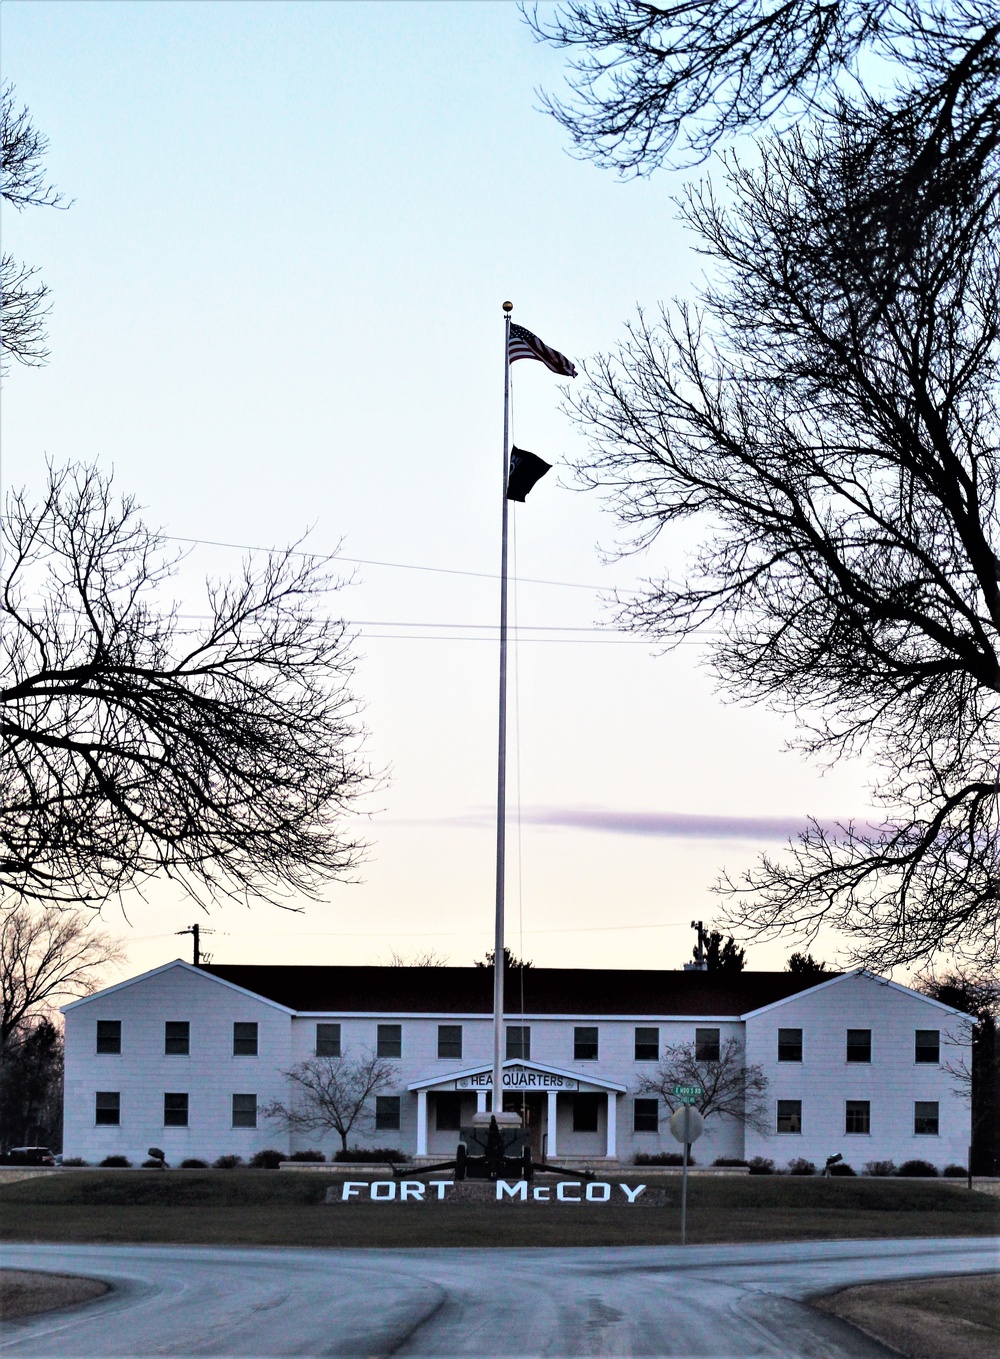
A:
[2,1171,997,1248]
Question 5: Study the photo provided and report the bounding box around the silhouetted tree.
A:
[638,1036,770,1134]
[1,82,67,368]
[700,930,745,973]
[474,947,533,970]
[1,463,371,911]
[0,1017,63,1151]
[262,1052,395,1154]
[786,952,831,976]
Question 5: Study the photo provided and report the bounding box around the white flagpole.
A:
[491,300,514,1123]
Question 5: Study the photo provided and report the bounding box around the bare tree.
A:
[262,1053,395,1154]
[0,904,123,1049]
[382,948,449,967]
[1,462,371,911]
[526,2,1000,174]
[1,81,67,369]
[560,70,1000,971]
[638,1036,770,1135]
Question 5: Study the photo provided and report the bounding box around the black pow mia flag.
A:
[506,446,552,502]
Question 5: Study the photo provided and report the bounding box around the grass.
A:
[814,1272,1000,1359]
[1,1171,997,1248]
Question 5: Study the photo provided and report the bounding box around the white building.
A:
[62,961,972,1171]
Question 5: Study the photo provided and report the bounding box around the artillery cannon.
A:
[392,1115,595,1182]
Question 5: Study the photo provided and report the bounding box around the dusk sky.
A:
[2,1,878,981]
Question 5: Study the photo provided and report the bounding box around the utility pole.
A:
[176,923,202,966]
[684,920,709,972]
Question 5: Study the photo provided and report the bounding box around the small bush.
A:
[746,1156,774,1175]
[180,1158,209,1169]
[213,1154,243,1169]
[787,1157,817,1176]
[61,1157,88,1166]
[249,1149,284,1169]
[99,1155,132,1168]
[141,1159,165,1168]
[943,1164,968,1178]
[633,1151,697,1166]
[828,1162,856,1176]
[713,1157,749,1167]
[287,1149,325,1163]
[333,1147,408,1163]
[864,1159,897,1177]
[897,1159,938,1178]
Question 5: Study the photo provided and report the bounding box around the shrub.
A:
[141,1159,164,1168]
[864,1159,897,1177]
[787,1157,817,1175]
[828,1162,856,1176]
[99,1155,132,1168]
[61,1157,88,1166]
[213,1154,243,1169]
[249,1149,284,1169]
[747,1156,775,1175]
[333,1147,409,1163]
[943,1164,968,1178]
[287,1149,325,1162]
[180,1158,209,1169]
[633,1151,697,1166]
[897,1159,938,1177]
[713,1158,749,1167]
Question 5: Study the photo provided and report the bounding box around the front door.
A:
[502,1092,545,1156]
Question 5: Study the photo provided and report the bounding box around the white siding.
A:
[745,972,971,1172]
[63,962,293,1164]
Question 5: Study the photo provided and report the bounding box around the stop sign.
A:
[669,1105,705,1144]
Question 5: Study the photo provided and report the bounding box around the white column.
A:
[416,1090,428,1157]
[605,1092,617,1160]
[547,1090,558,1159]
[477,1089,488,1114]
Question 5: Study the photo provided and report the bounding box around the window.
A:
[165,1021,190,1056]
[96,1020,121,1055]
[232,1094,257,1128]
[377,1024,402,1058]
[316,1023,341,1057]
[914,1101,939,1135]
[634,1027,659,1061]
[164,1092,189,1127]
[95,1091,120,1125]
[233,1022,258,1056]
[777,1028,803,1062]
[506,1026,530,1060]
[776,1100,802,1133]
[437,1025,463,1059]
[574,1027,599,1061]
[572,1094,600,1132]
[695,1028,720,1062]
[375,1095,400,1130]
[435,1093,462,1131]
[845,1100,871,1134]
[633,1098,659,1133]
[915,1030,940,1064]
[846,1029,871,1062]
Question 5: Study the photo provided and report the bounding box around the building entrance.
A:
[502,1092,545,1156]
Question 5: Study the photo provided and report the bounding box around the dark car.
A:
[0,1146,57,1166]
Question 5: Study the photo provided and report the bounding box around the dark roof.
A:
[200,964,833,1017]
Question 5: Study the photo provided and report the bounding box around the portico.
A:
[408,1060,626,1161]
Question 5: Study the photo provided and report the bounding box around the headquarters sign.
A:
[454,1065,579,1091]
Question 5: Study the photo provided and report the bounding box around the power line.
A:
[165,533,648,595]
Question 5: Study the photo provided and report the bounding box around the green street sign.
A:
[673,1084,704,1104]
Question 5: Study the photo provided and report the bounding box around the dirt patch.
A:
[0,1269,109,1321]
[814,1272,1000,1359]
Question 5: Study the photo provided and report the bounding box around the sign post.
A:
[669,1091,705,1246]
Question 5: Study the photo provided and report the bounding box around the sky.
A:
[2,1,878,983]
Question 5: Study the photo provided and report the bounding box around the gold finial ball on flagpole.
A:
[502,300,513,312]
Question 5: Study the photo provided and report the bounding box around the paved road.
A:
[1,1237,997,1357]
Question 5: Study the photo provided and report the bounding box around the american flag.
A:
[508,322,578,378]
